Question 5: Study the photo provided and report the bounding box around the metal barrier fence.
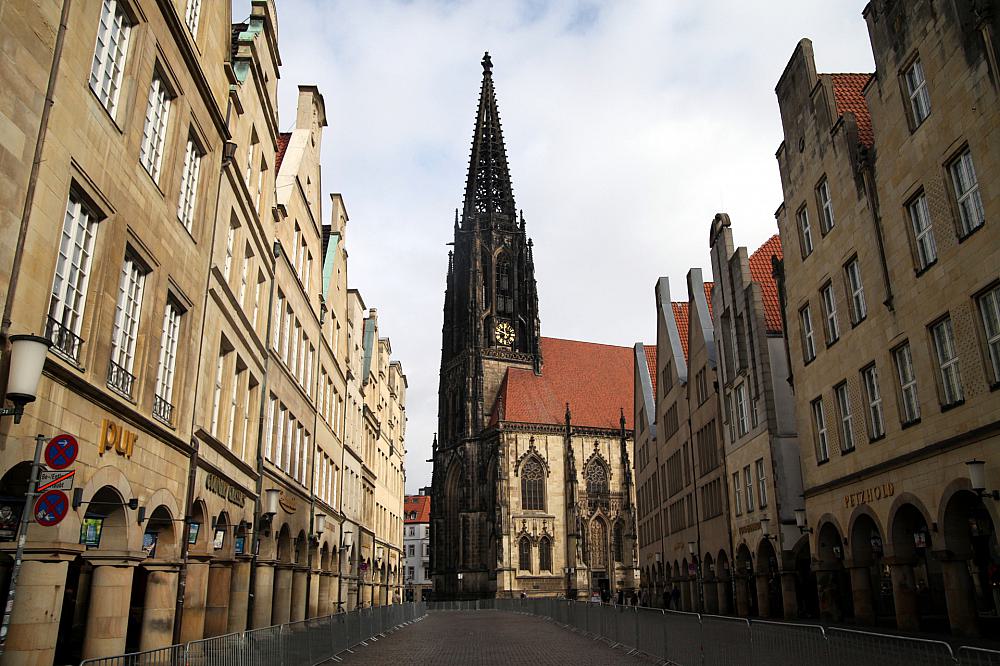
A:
[436,598,1000,666]
[79,602,426,666]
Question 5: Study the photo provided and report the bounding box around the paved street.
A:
[335,610,655,665]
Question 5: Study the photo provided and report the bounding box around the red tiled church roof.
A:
[491,337,634,430]
[748,234,784,334]
[830,73,874,148]
[670,282,714,362]
[275,132,292,171]
[643,345,657,397]
[404,495,431,523]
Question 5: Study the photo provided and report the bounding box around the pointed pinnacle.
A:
[482,52,493,73]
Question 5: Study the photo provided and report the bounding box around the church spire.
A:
[463,52,516,227]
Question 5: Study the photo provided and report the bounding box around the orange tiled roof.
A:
[643,345,657,397]
[275,132,292,171]
[670,282,714,362]
[404,495,431,523]
[748,234,784,334]
[492,337,633,430]
[830,73,874,148]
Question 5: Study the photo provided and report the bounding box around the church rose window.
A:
[521,457,545,511]
[539,537,552,572]
[518,536,532,571]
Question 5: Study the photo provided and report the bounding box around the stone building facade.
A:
[0,2,407,663]
[404,491,431,601]
[774,1,999,636]
[431,55,638,601]
[636,272,732,613]
[708,219,806,620]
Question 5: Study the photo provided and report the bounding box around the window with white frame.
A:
[272,291,284,350]
[821,283,839,344]
[735,383,748,436]
[834,382,854,452]
[210,344,229,437]
[48,193,99,361]
[223,221,237,280]
[743,465,754,512]
[907,193,937,270]
[227,363,244,448]
[931,317,964,406]
[845,258,867,323]
[800,304,816,362]
[184,0,201,37]
[265,393,276,461]
[812,397,830,463]
[245,130,257,185]
[904,58,931,126]
[108,253,147,397]
[732,473,742,515]
[139,76,172,182]
[817,178,835,233]
[979,285,1000,385]
[755,458,767,508]
[949,149,984,236]
[177,138,202,230]
[89,0,132,117]
[239,247,252,306]
[153,301,181,423]
[798,206,813,257]
[894,343,920,424]
[862,364,885,439]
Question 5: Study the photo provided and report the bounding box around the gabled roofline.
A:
[687,268,718,369]
[656,277,688,383]
[634,343,657,440]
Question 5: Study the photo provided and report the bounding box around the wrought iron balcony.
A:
[153,393,174,425]
[45,316,83,363]
[107,360,135,398]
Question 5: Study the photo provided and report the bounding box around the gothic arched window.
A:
[589,519,608,570]
[520,457,545,511]
[496,256,512,315]
[613,520,624,563]
[539,537,552,572]
[518,537,532,571]
[481,250,491,310]
[586,460,609,496]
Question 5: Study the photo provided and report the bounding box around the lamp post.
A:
[967,460,1000,500]
[794,508,813,534]
[688,541,704,612]
[0,334,51,657]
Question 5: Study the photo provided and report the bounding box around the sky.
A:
[234,0,875,493]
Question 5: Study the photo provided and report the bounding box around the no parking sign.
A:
[44,433,78,470]
[34,490,69,527]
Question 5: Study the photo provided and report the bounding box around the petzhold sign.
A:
[205,474,246,508]
[843,482,895,508]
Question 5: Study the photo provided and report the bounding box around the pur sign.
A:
[98,418,138,458]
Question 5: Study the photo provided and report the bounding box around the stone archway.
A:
[888,501,942,632]
[849,509,889,624]
[716,550,732,615]
[940,488,997,636]
[272,524,294,625]
[814,520,849,622]
[755,538,782,618]
[735,543,756,617]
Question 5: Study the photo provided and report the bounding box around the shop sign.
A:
[843,482,895,509]
[278,490,297,514]
[98,418,138,458]
[737,522,761,536]
[205,473,246,508]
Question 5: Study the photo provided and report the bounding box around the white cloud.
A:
[256,0,874,492]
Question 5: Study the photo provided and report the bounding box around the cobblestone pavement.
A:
[334,610,655,665]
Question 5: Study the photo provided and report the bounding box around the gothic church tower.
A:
[432,53,541,598]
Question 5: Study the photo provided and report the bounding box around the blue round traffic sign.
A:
[45,433,78,470]
[34,489,69,527]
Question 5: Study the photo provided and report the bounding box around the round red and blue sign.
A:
[34,489,69,527]
[44,433,78,471]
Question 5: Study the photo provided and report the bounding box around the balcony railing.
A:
[45,316,83,363]
[153,393,174,426]
[107,360,136,398]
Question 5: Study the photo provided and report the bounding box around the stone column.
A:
[756,574,771,618]
[139,563,181,651]
[888,558,920,632]
[203,561,233,637]
[780,570,799,620]
[251,560,275,629]
[939,556,978,637]
[179,555,211,643]
[717,574,731,615]
[330,574,341,613]
[703,578,719,615]
[848,564,875,625]
[307,569,320,618]
[227,556,252,633]
[81,556,139,660]
[734,574,750,617]
[291,566,308,621]
[680,578,691,611]
[1,548,77,665]
[271,564,293,625]
[317,572,332,616]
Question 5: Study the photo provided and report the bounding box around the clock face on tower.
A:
[494,321,515,346]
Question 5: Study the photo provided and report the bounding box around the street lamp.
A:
[967,460,999,500]
[315,513,326,537]
[759,517,777,542]
[794,508,813,534]
[2,335,51,423]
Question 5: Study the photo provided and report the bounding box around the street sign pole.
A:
[0,433,47,658]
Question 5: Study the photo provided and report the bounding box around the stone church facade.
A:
[430,54,639,600]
